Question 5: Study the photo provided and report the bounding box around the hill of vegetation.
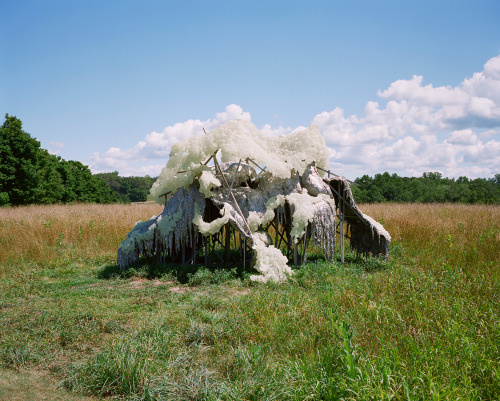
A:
[0,115,119,206]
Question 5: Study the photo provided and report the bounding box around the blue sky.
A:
[1,0,499,179]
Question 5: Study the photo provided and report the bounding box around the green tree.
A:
[0,114,120,205]
[128,188,148,202]
[352,175,385,203]
[94,172,156,202]
[0,114,43,205]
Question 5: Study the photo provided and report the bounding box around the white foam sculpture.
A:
[118,120,390,283]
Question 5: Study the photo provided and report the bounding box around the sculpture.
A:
[117,120,390,282]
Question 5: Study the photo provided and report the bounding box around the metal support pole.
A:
[340,185,345,263]
[275,220,278,247]
[243,238,246,271]
[302,224,308,264]
[204,237,208,266]
[225,224,231,263]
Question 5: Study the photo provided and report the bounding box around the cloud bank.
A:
[90,55,500,179]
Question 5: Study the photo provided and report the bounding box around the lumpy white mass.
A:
[118,119,391,283]
[150,120,329,204]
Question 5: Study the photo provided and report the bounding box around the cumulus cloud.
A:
[378,75,468,106]
[90,104,255,176]
[89,55,500,179]
[316,54,500,179]
[48,140,65,155]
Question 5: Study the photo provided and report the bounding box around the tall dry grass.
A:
[0,202,163,270]
[362,202,499,269]
[2,202,497,271]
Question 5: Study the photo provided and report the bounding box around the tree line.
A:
[94,172,156,203]
[351,172,500,204]
[0,114,122,206]
[0,115,159,206]
[2,114,499,206]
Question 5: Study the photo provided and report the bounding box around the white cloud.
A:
[89,55,500,180]
[260,124,293,137]
[317,54,500,179]
[446,129,478,146]
[463,57,500,102]
[378,75,468,106]
[90,104,286,176]
[483,55,500,80]
[49,141,65,148]
[467,96,497,118]
[47,141,64,156]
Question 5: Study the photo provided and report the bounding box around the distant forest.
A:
[351,172,500,204]
[94,172,156,203]
[1,114,499,206]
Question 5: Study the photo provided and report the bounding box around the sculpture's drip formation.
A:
[118,120,391,282]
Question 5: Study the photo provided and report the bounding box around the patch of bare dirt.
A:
[128,279,174,288]
[228,288,251,296]
[169,286,189,293]
[0,368,96,400]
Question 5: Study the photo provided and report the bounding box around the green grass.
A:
[0,203,498,400]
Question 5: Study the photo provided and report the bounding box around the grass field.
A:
[0,202,498,400]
